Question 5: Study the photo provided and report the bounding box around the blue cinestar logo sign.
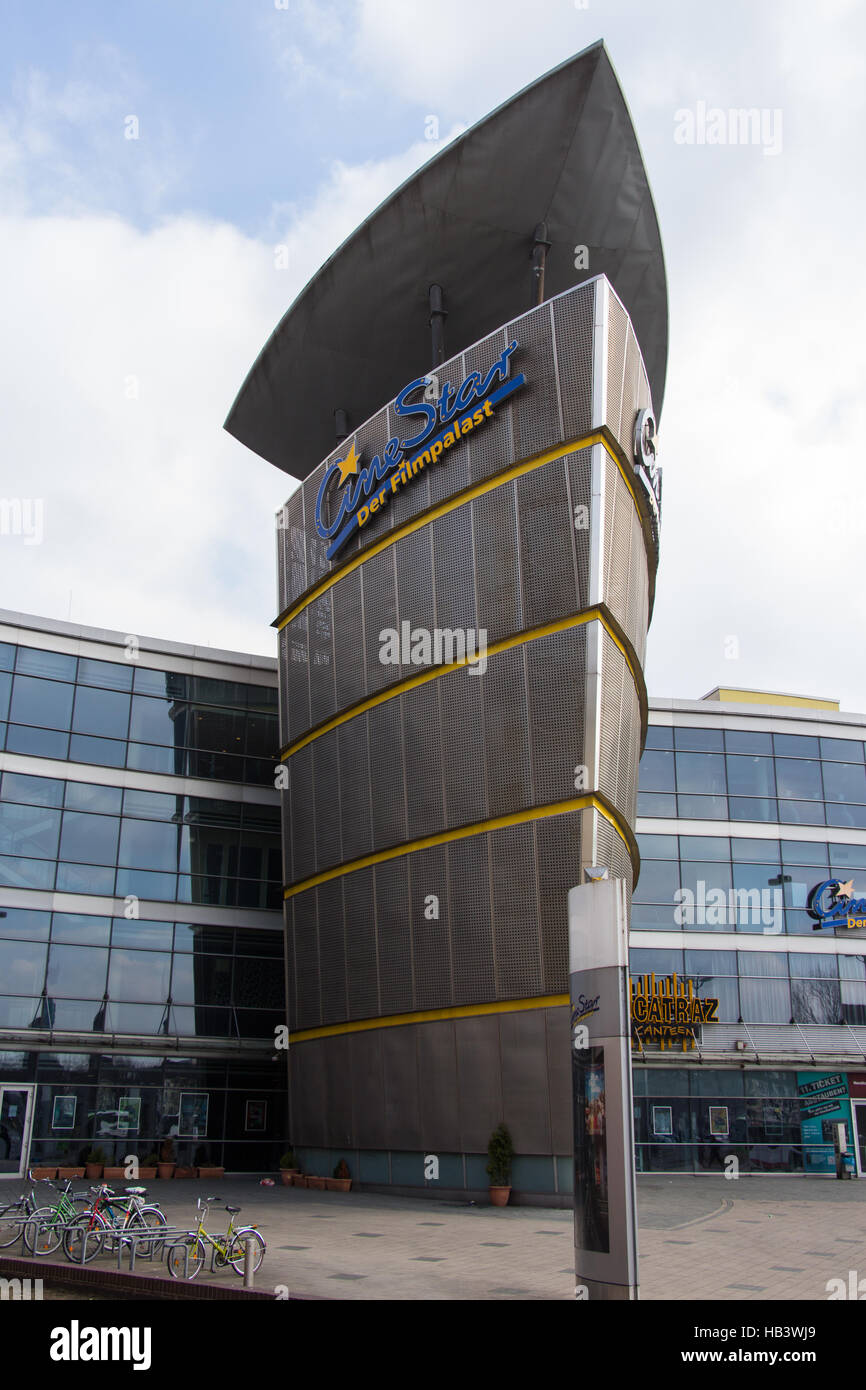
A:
[315,342,525,560]
[809,879,866,931]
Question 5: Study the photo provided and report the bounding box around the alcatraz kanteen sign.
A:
[630,973,719,1053]
[314,342,526,560]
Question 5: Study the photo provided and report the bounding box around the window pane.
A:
[674,728,724,752]
[739,977,790,1023]
[725,731,772,754]
[791,978,840,1024]
[5,725,68,758]
[726,756,775,797]
[690,974,739,1022]
[129,696,174,746]
[72,686,130,739]
[637,792,676,817]
[108,949,171,1002]
[820,738,864,763]
[630,903,681,929]
[788,951,836,978]
[114,868,176,901]
[0,939,47,994]
[55,863,115,895]
[633,860,679,903]
[9,676,74,730]
[676,752,726,795]
[0,802,61,858]
[118,818,179,871]
[732,838,780,864]
[829,843,866,868]
[684,949,737,974]
[775,759,822,800]
[51,913,111,945]
[133,667,173,696]
[68,734,126,768]
[64,782,123,814]
[0,855,55,889]
[823,762,866,803]
[677,795,728,819]
[1,771,64,807]
[782,840,828,866]
[125,742,175,774]
[678,835,730,861]
[630,948,684,976]
[0,670,9,721]
[638,750,675,791]
[636,833,678,860]
[644,726,673,750]
[839,955,866,981]
[778,800,825,826]
[123,789,179,821]
[738,951,788,975]
[0,907,50,940]
[827,805,866,829]
[679,861,733,899]
[59,811,120,867]
[774,734,819,758]
[15,648,76,680]
[110,918,174,949]
[46,944,108,998]
[77,657,134,691]
[0,643,15,670]
[729,797,778,822]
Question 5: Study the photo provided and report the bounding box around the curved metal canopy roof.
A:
[225,40,668,479]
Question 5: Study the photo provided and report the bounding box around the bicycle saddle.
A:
[225,1205,241,1213]
[124,1187,147,1196]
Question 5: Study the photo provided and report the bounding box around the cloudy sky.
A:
[1,0,864,708]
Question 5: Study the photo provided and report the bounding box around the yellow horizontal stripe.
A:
[275,427,642,632]
[279,606,642,762]
[284,790,637,898]
[289,992,570,1044]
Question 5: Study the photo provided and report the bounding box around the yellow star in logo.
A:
[335,440,360,487]
[835,880,855,900]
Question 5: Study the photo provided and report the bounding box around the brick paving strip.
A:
[2,1174,865,1300]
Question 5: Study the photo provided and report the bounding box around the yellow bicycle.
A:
[166,1196,265,1280]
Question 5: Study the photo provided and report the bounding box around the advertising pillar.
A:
[569,876,639,1299]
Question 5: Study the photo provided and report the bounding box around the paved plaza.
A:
[5,1174,866,1300]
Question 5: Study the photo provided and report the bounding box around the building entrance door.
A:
[0,1085,35,1179]
[852,1102,866,1177]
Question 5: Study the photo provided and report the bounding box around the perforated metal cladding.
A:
[402,677,445,841]
[534,811,583,991]
[524,626,587,805]
[431,504,477,633]
[470,482,522,643]
[565,447,593,613]
[438,665,487,829]
[343,867,379,1020]
[394,525,434,680]
[312,731,342,870]
[507,302,562,461]
[284,613,310,745]
[276,486,305,613]
[360,546,398,695]
[284,901,297,1025]
[332,568,364,710]
[465,328,514,485]
[602,452,649,664]
[605,289,628,441]
[482,644,533,818]
[292,890,320,1029]
[594,812,634,911]
[289,745,316,884]
[366,699,407,851]
[385,398,431,528]
[337,719,372,863]
[606,290,654,461]
[409,845,452,1010]
[302,471,331,591]
[595,625,641,828]
[316,877,347,1020]
[516,457,575,628]
[281,789,293,886]
[428,356,472,508]
[374,857,414,1015]
[552,283,594,439]
[490,822,542,999]
[448,835,496,1004]
[307,591,336,727]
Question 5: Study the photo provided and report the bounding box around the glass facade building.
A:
[0,611,285,1176]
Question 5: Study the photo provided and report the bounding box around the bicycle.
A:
[0,1171,91,1255]
[62,1184,166,1264]
[166,1196,265,1280]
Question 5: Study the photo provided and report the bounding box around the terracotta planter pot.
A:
[173,1166,196,1179]
[85,1164,103,1180]
[57,1167,85,1179]
[489,1186,511,1207]
[280,1170,297,1186]
[137,1168,157,1180]
[307,1176,326,1190]
[291,1174,306,1187]
[157,1163,176,1180]
[197,1167,224,1180]
[29,1167,56,1180]
[103,1168,127,1181]
[327,1178,352,1192]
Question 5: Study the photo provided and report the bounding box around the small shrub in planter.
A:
[291,1173,306,1188]
[279,1149,298,1186]
[486,1123,514,1207]
[173,1166,196,1179]
[157,1138,175,1180]
[85,1147,107,1180]
[327,1159,352,1192]
[306,1175,326,1190]
[138,1152,159,1180]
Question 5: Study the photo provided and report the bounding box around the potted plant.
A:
[157,1138,176,1180]
[139,1152,159,1180]
[103,1163,127,1181]
[85,1146,106,1180]
[486,1123,514,1207]
[327,1159,352,1193]
[306,1174,326,1191]
[29,1165,57,1179]
[279,1149,298,1186]
[195,1145,224,1181]
[57,1166,86,1179]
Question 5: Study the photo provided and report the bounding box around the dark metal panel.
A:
[524,627,587,806]
[533,811,582,993]
[408,845,451,1012]
[431,504,477,633]
[316,877,346,1023]
[322,1032,354,1148]
[454,1014,503,1151]
[490,822,542,999]
[381,1023,421,1149]
[360,546,398,695]
[448,835,496,1005]
[288,744,316,885]
[516,457,576,628]
[498,1008,552,1154]
[481,645,532,819]
[331,568,365,712]
[552,282,595,439]
[307,591,335,727]
[367,700,407,851]
[337,718,372,863]
[290,1039,327,1146]
[545,1006,573,1154]
[416,1022,460,1151]
[471,481,522,644]
[439,667,487,831]
[312,730,342,871]
[349,1029,386,1149]
[343,866,379,1021]
[402,680,444,842]
[374,857,413,1016]
[291,888,320,1029]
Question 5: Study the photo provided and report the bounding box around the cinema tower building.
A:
[226,43,668,1197]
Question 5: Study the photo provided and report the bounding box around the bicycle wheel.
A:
[62,1211,108,1264]
[166,1235,206,1280]
[127,1206,167,1260]
[24,1205,65,1256]
[0,1203,26,1249]
[228,1228,266,1275]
